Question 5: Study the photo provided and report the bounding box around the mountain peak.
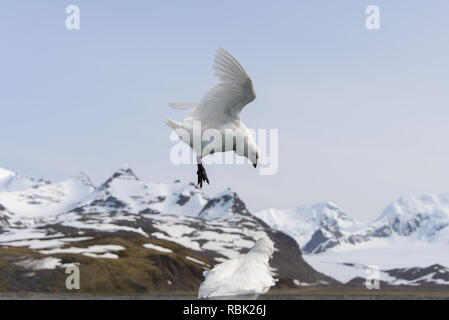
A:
[295,201,355,225]
[198,189,249,220]
[370,194,449,238]
[101,167,139,188]
[113,167,139,179]
[0,167,15,180]
[378,194,449,220]
[71,172,95,189]
[0,168,38,192]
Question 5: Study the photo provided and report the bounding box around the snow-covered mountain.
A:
[255,195,449,285]
[256,195,449,254]
[362,195,449,240]
[71,167,208,217]
[2,165,448,290]
[198,189,251,220]
[255,202,364,254]
[0,173,95,219]
[0,166,334,293]
[0,168,41,192]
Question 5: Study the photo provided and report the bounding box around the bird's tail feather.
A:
[165,117,183,131]
[165,117,193,147]
[168,102,199,110]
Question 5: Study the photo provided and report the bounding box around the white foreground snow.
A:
[304,231,449,283]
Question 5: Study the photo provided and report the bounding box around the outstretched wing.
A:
[190,48,256,126]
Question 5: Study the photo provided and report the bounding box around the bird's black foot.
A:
[197,164,209,188]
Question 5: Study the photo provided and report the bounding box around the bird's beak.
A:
[253,159,257,168]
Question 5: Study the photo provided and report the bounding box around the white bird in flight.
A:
[166,47,259,187]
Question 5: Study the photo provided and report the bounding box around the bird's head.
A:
[248,144,259,168]
[251,151,258,168]
[234,129,259,168]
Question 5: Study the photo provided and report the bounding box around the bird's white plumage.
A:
[166,47,259,168]
[169,48,256,127]
[190,47,256,126]
[198,238,276,299]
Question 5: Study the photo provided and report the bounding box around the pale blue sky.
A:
[1,1,448,221]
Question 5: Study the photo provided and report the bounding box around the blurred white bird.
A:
[198,237,277,299]
[166,48,259,187]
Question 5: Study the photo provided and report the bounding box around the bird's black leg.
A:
[197,163,209,188]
